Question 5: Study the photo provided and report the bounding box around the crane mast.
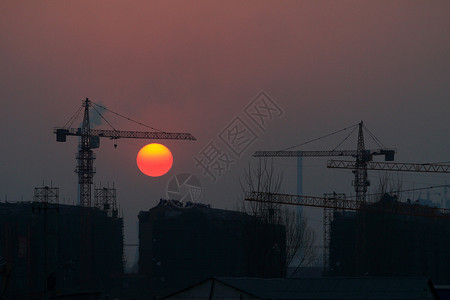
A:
[55,98,196,207]
[355,122,368,202]
[77,99,95,207]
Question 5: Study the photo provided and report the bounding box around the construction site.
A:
[1,99,450,300]
[3,0,450,298]
[1,99,197,299]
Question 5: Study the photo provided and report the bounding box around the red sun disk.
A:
[136,143,173,177]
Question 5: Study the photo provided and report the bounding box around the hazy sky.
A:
[1,1,449,268]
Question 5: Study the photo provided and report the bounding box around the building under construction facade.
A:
[0,200,124,299]
[139,199,286,298]
[329,194,450,284]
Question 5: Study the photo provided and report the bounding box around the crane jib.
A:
[55,128,196,141]
[253,149,395,161]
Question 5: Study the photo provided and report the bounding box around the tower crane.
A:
[251,139,450,273]
[246,158,450,270]
[253,121,395,203]
[54,98,196,207]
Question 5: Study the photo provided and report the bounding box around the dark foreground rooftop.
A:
[164,277,439,300]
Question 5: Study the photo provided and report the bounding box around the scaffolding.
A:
[94,184,118,217]
[33,186,59,204]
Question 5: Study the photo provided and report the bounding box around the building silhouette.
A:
[139,199,286,298]
[329,194,450,284]
[0,201,123,298]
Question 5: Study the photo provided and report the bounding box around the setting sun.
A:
[136,143,173,177]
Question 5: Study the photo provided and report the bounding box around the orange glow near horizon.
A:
[136,143,173,177]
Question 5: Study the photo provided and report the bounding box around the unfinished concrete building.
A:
[139,199,286,298]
